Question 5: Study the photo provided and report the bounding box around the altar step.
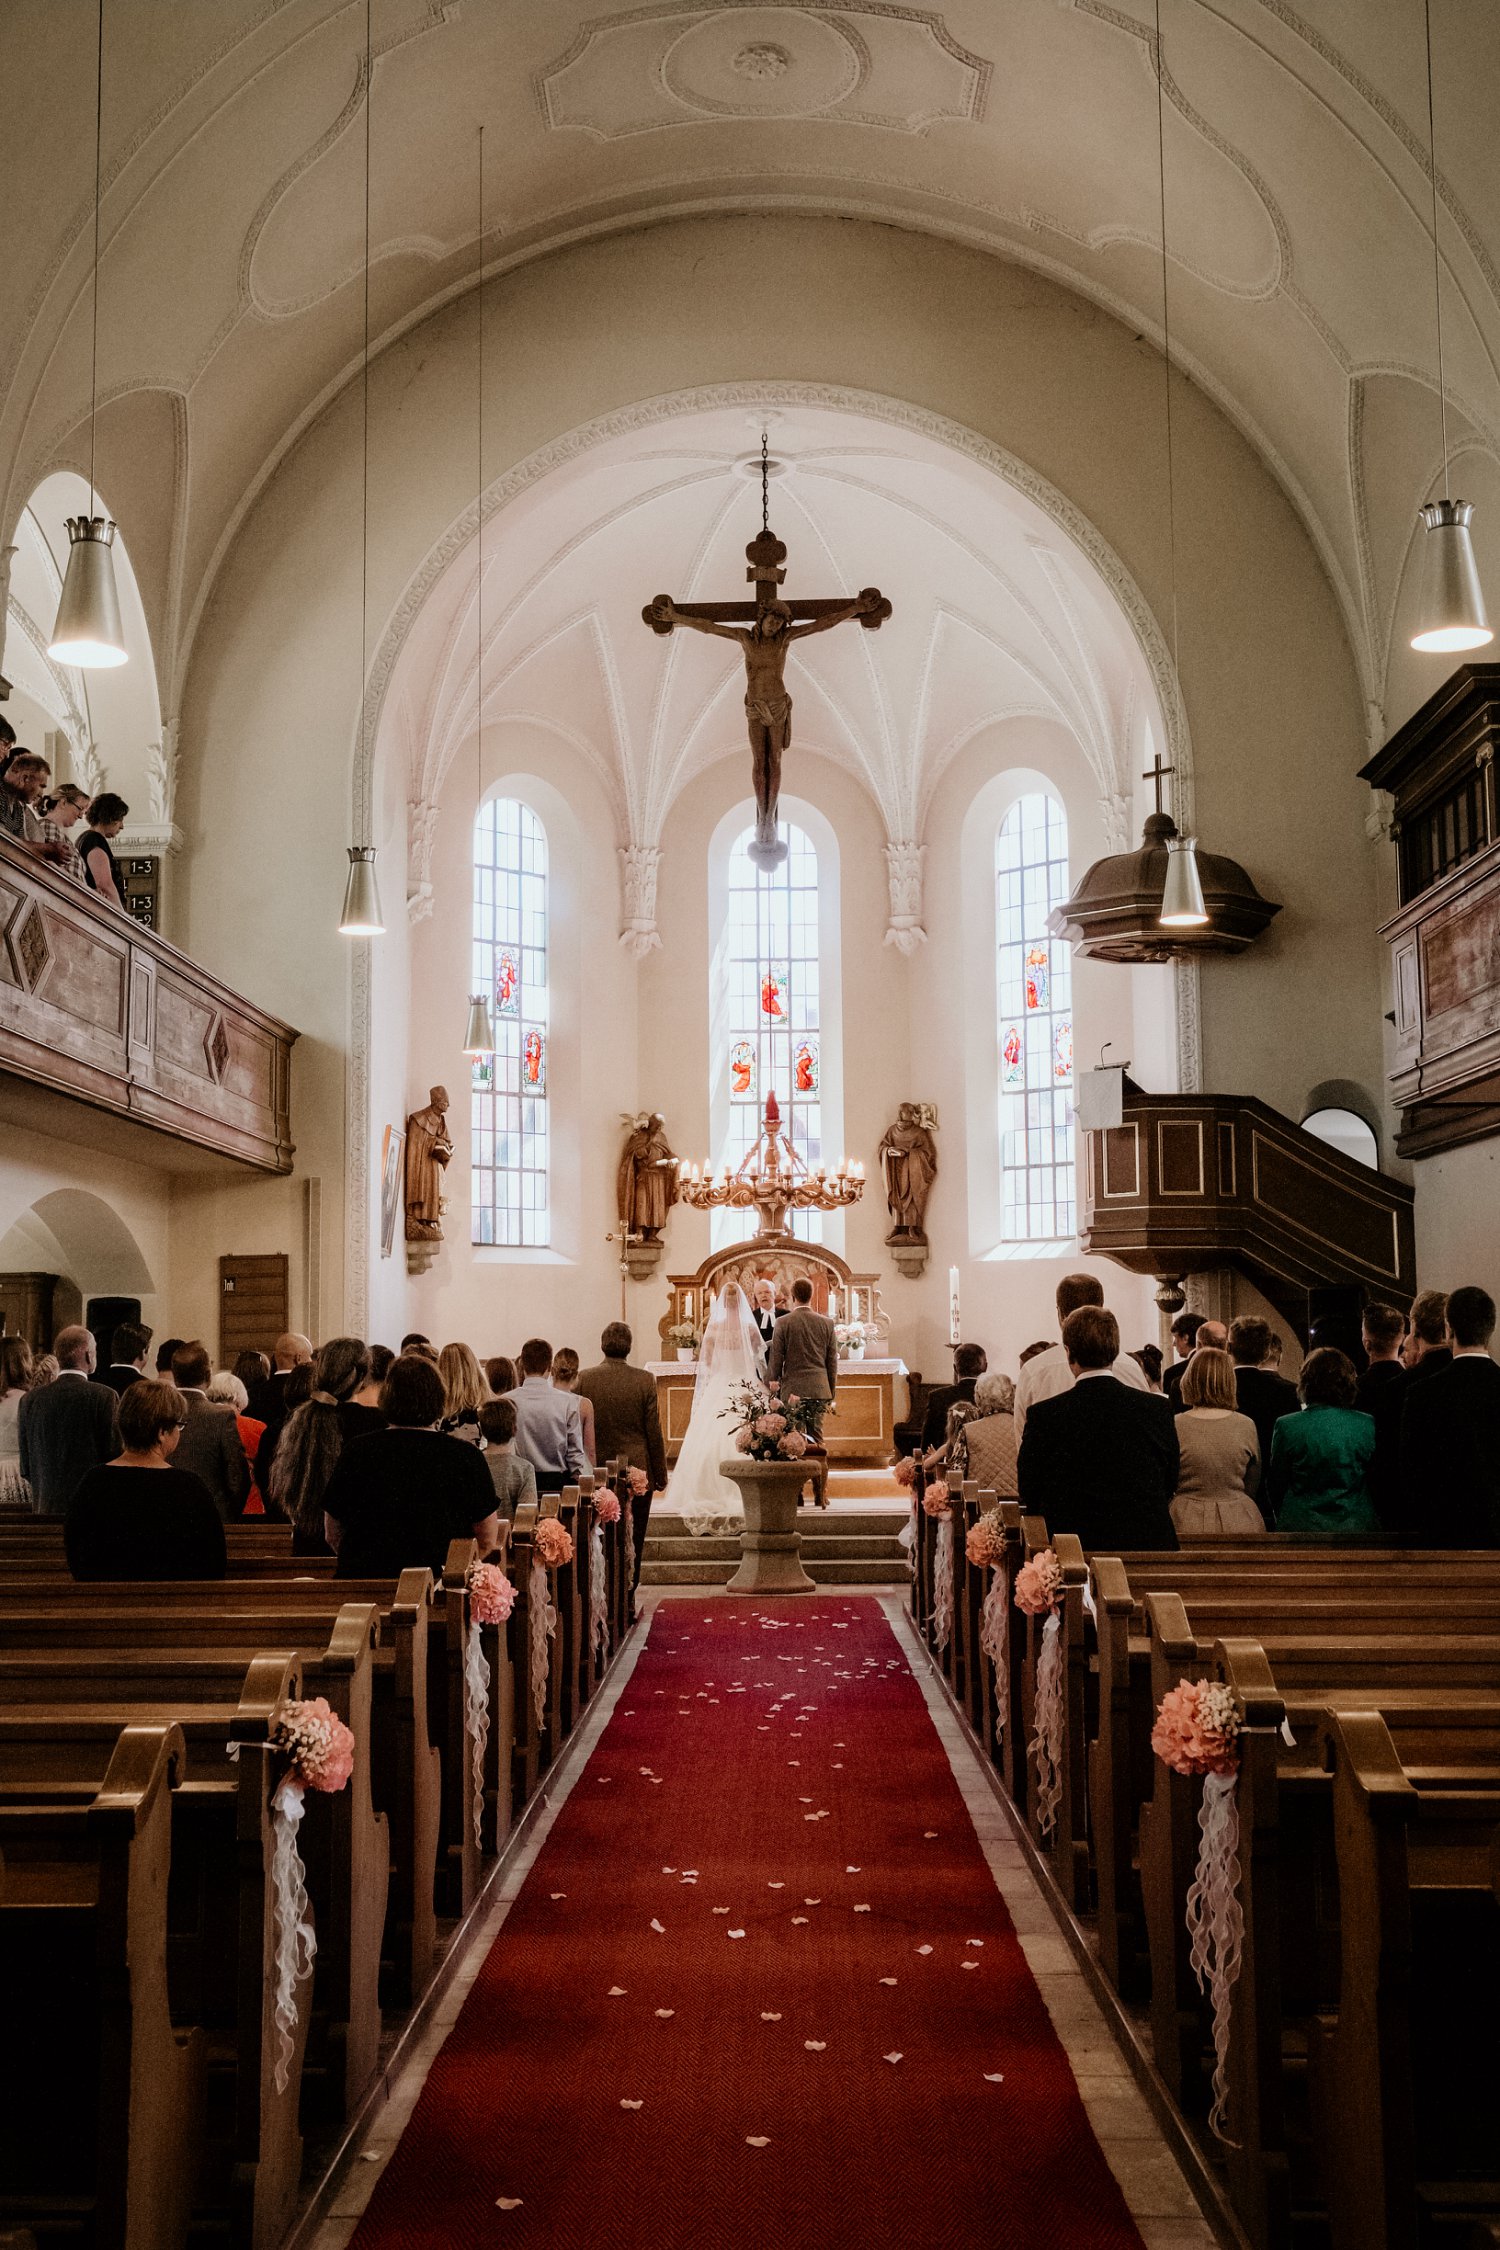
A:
[640,1504,910,1587]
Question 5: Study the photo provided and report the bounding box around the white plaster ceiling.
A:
[3,0,1499,744]
[387,396,1162,908]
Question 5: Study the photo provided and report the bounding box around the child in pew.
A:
[479,1396,538,1522]
[66,1379,228,1580]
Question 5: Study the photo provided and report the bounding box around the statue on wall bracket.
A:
[404,1084,453,1276]
[879,1101,938,1278]
[616,1110,680,1280]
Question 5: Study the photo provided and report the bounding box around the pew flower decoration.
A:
[526,1520,572,1734]
[968,1512,1010,1737]
[922,1482,952,1519]
[467,1561,517,1627]
[1013,1547,1063,1615]
[1015,1549,1065,1835]
[966,1511,1005,1570]
[593,1489,622,1525]
[892,1456,916,1490]
[273,1697,355,1794]
[256,1698,356,2095]
[533,1517,574,1569]
[930,1488,956,1654]
[463,1567,514,1848]
[628,1466,650,1497]
[1152,1680,1245,2144]
[588,1492,618,1663]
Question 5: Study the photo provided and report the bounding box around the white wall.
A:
[0,1125,171,1341]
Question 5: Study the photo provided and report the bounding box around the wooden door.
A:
[219,1254,289,1366]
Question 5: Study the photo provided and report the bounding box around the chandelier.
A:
[678,1092,864,1240]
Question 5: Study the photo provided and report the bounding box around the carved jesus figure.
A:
[644,589,888,867]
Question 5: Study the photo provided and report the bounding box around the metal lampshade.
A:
[462,994,494,1057]
[338,845,385,936]
[1159,834,1209,927]
[48,516,127,668]
[1411,499,1493,652]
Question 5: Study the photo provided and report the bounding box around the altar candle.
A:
[949,1266,961,1347]
[828,1286,840,1323]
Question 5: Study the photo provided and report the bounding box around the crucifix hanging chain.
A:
[643,431,891,867]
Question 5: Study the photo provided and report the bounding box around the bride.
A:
[667,1280,766,1537]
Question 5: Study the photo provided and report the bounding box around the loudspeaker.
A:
[86,1296,142,1368]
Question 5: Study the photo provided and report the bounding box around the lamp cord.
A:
[761,428,770,535]
[89,0,104,516]
[1153,0,1179,676]
[358,0,372,849]
[1423,0,1449,496]
[477,125,484,826]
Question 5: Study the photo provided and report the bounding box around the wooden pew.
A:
[0,1722,204,2250]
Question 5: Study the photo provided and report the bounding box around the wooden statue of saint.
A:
[404,1085,453,1242]
[878,1102,938,1242]
[618,1112,679,1242]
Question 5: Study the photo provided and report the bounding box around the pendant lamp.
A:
[1411,0,1491,653]
[339,0,385,935]
[49,0,127,670]
[461,128,494,1058]
[1159,834,1208,926]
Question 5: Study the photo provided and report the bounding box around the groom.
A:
[768,1278,839,1441]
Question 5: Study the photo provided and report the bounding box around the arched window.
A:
[471,798,549,1246]
[996,792,1075,1242]
[718,821,823,1243]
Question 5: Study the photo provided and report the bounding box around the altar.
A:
[648,1358,908,1465]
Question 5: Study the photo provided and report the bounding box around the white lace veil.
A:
[696,1281,767,1387]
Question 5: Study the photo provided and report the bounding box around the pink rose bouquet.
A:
[1151,1679,1242,1777]
[1013,1547,1064,1615]
[922,1484,952,1519]
[467,1561,517,1626]
[966,1512,1006,1569]
[593,1490,622,1525]
[892,1456,916,1490]
[628,1466,650,1497]
[778,1430,809,1459]
[272,1696,355,1794]
[533,1516,575,1569]
[753,1412,789,1439]
[721,1378,824,1461]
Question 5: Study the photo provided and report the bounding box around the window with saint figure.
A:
[996,792,1075,1242]
[471,798,549,1246]
[718,821,822,1244]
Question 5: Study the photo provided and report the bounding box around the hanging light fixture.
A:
[1411,0,1491,652]
[339,0,385,936]
[49,0,127,670]
[1159,834,1209,925]
[461,125,494,1059]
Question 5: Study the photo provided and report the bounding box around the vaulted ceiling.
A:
[3,0,1498,751]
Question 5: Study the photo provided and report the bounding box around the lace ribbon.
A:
[269,1779,317,2095]
[1186,1770,1245,2144]
[528,1555,556,1731]
[590,1519,609,1664]
[463,1619,491,1849]
[980,1567,1010,1736]
[1030,1609,1064,1837]
[898,1498,918,1579]
[932,1514,954,1653]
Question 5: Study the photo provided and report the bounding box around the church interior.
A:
[3,1,1500,2245]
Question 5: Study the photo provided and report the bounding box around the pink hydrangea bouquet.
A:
[966,1512,1006,1569]
[271,1696,355,1794]
[628,1467,650,1497]
[1151,1678,1242,1777]
[593,1490,622,1525]
[721,1378,822,1462]
[892,1456,916,1490]
[533,1516,575,1569]
[1013,1547,1064,1615]
[922,1483,952,1519]
[467,1561,517,1626]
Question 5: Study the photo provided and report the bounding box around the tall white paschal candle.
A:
[949,1267,961,1346]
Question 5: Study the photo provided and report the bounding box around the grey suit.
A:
[769,1308,839,1430]
[17,1372,121,1517]
[174,1390,250,1520]
[507,1376,588,1486]
[578,1355,668,1590]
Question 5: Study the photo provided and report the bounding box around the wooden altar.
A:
[653,1239,905,1464]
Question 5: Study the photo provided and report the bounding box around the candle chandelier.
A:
[678,1092,864,1241]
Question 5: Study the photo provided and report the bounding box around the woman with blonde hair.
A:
[1171,1346,1265,1536]
[0,1335,35,1505]
[438,1341,487,1444]
[550,1347,597,1467]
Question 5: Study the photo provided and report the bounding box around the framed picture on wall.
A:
[380,1126,404,1259]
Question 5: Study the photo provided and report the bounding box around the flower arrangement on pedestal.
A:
[721,1378,820,1462]
[666,1320,701,1362]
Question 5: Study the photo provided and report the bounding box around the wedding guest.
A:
[268,1337,382,1553]
[478,1396,536,1521]
[1372,1288,1451,1522]
[323,1353,498,1577]
[923,1397,980,1482]
[77,792,130,906]
[1018,1340,1052,1366]
[1017,1306,1178,1550]
[37,781,90,878]
[17,1325,120,1517]
[1355,1302,1407,1418]
[438,1341,488,1443]
[921,1342,987,1451]
[207,1370,267,1515]
[1226,1317,1300,1500]
[30,1355,58,1387]
[353,1345,394,1408]
[234,1349,271,1397]
[0,1336,34,1506]
[1130,1343,1165,1392]
[1161,1310,1206,1407]
[551,1348,597,1466]
[0,752,51,849]
[1171,1347,1264,1536]
[577,1323,667,1588]
[1014,1275,1151,1440]
[65,1379,226,1581]
[100,1320,152,1397]
[246,1330,312,1429]
[170,1341,250,1518]
[508,1338,587,1493]
[400,1332,431,1354]
[962,1370,1019,1494]
[484,1355,518,1397]
[1394,1285,1500,1546]
[154,1337,185,1385]
[1266,1348,1378,1536]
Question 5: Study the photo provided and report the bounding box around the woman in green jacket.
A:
[1266,1347,1379,1535]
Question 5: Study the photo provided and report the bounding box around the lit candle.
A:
[828,1286,840,1322]
[949,1265,961,1347]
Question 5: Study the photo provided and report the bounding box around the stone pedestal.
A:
[719,1460,816,1595]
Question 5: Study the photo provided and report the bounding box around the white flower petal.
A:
[879,1977,898,1986]
[746,2136,771,2147]
[917,1945,933,1956]
[846,1866,861,1873]
[650,1919,665,1934]
[804,2040,826,2051]
[767,1882,784,1889]
[609,1986,627,1996]
[496,2196,524,2209]
[655,2008,675,2018]
[727,1929,746,1939]
[760,2011,781,2021]
[884,2052,904,2064]
[966,1939,985,1947]
[550,1892,566,1900]
[791,1916,810,1926]
[620,2098,644,2110]
[854,1904,871,1913]
[984,2072,1005,2083]
[961,1962,979,1971]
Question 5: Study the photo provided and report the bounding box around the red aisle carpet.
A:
[349,1597,1146,2249]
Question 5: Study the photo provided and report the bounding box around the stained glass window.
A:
[996,793,1075,1241]
[471,798,549,1247]
[719,822,822,1243]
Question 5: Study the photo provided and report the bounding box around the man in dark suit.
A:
[1354,1301,1407,1418]
[768,1279,838,1440]
[247,1330,313,1443]
[170,1340,250,1519]
[578,1322,668,1590]
[1162,1310,1206,1408]
[1226,1317,1299,1508]
[1017,1305,1179,1550]
[921,1342,988,1451]
[99,1319,152,1397]
[17,1324,121,1516]
[1370,1288,1451,1525]
[1395,1286,1500,1545]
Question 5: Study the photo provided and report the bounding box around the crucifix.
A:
[1143,752,1176,817]
[643,432,892,867]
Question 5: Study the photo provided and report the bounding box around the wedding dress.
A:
[668,1284,766,1537]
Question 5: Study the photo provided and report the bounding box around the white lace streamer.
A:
[980,1567,1010,1737]
[528,1555,556,1731]
[269,1779,317,2096]
[1185,1769,1245,2144]
[464,1619,491,1849]
[1030,1609,1064,1837]
[932,1514,954,1653]
[899,1498,918,1579]
[590,1519,609,1664]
